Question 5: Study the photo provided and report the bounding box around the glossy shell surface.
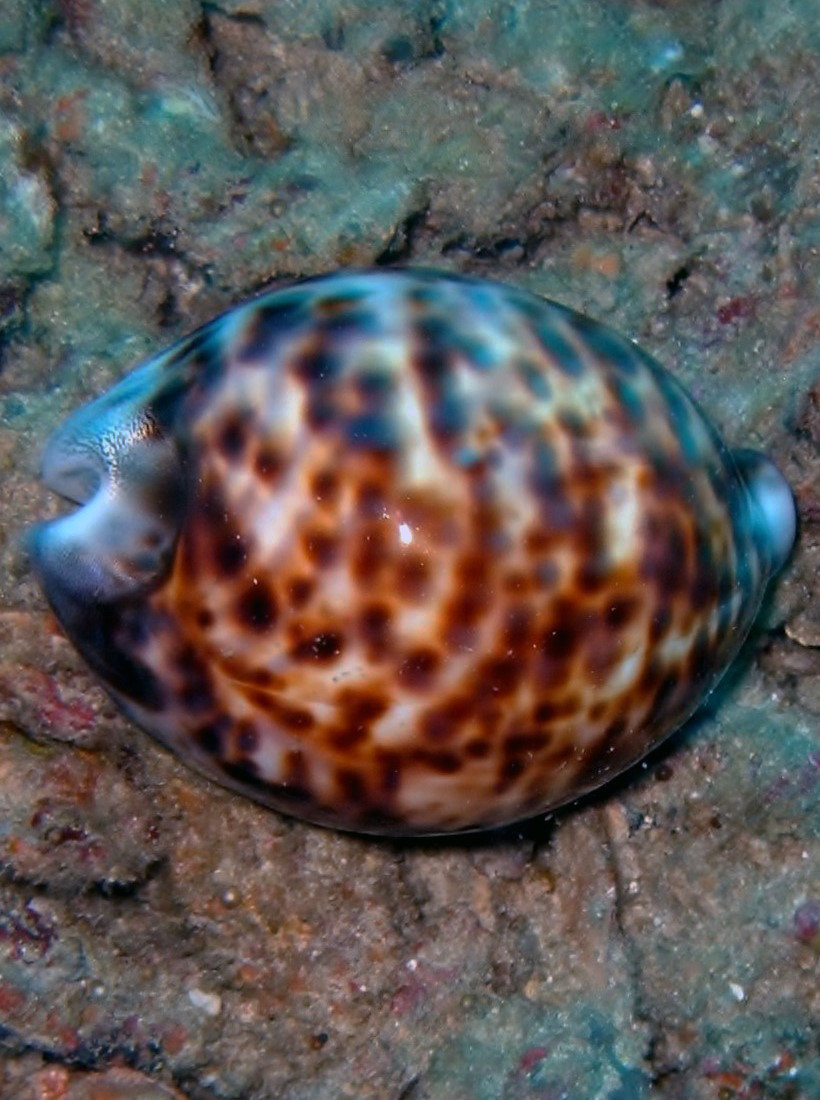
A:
[31,270,793,834]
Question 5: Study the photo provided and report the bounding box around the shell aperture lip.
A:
[30,269,794,835]
[33,364,188,604]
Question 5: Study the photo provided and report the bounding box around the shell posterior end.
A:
[733,449,797,576]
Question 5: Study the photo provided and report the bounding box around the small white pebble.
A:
[188,987,222,1016]
[729,982,745,1002]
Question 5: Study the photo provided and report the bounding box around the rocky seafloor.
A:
[0,1,818,1097]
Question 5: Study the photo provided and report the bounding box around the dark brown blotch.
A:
[195,717,230,755]
[291,631,345,662]
[496,756,527,790]
[532,695,581,724]
[529,463,575,535]
[292,342,340,387]
[649,606,671,643]
[652,672,678,713]
[336,767,367,804]
[287,575,315,608]
[175,645,215,712]
[222,757,267,791]
[690,535,718,611]
[413,317,452,382]
[235,720,259,754]
[311,468,341,506]
[236,580,278,632]
[445,551,493,627]
[254,446,285,483]
[583,623,622,679]
[339,689,389,726]
[640,513,690,597]
[358,602,393,653]
[444,589,491,633]
[217,414,249,460]
[502,605,533,651]
[395,553,433,602]
[191,486,250,579]
[283,748,309,788]
[214,534,249,577]
[303,526,340,568]
[687,626,714,686]
[422,696,473,742]
[237,298,307,362]
[355,479,388,519]
[397,647,440,691]
[413,748,462,774]
[605,597,640,630]
[196,607,214,630]
[539,612,579,662]
[268,702,314,732]
[604,716,628,741]
[377,750,402,795]
[476,655,523,698]
[505,730,549,755]
[351,524,390,582]
[327,725,370,752]
[315,294,374,336]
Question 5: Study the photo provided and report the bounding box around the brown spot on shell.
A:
[195,717,229,755]
[236,580,278,631]
[236,720,259,754]
[336,767,367,804]
[421,696,473,742]
[303,526,340,568]
[291,631,345,662]
[397,647,440,690]
[413,748,462,774]
[327,725,369,752]
[496,756,527,790]
[352,524,390,583]
[218,414,248,460]
[254,446,285,483]
[311,468,341,506]
[476,655,523,698]
[358,602,393,655]
[214,535,248,577]
[395,553,433,601]
[287,576,315,608]
[506,730,550,755]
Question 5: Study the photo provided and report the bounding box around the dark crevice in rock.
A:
[83,213,211,330]
[194,1,293,160]
[92,856,168,900]
[0,130,64,371]
[599,808,660,1083]
[396,1077,422,1100]
[198,1,266,29]
[375,205,430,266]
[665,264,692,298]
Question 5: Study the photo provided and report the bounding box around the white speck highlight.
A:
[398,522,413,545]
